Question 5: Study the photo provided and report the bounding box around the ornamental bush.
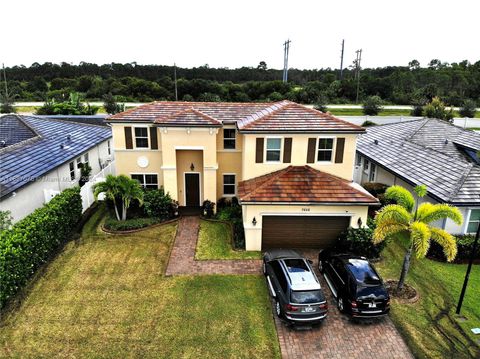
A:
[104,217,161,231]
[428,234,479,263]
[143,187,177,220]
[0,187,82,308]
[216,198,245,249]
[334,219,386,259]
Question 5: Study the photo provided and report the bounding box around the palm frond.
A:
[430,227,458,262]
[417,203,463,225]
[414,184,428,198]
[385,185,415,211]
[410,221,431,258]
[373,221,408,243]
[375,204,412,226]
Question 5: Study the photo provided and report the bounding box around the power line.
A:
[282,39,291,83]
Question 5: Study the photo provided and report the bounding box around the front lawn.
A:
[195,219,262,260]
[0,213,279,358]
[376,240,480,359]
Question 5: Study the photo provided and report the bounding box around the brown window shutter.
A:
[283,138,292,163]
[306,138,316,163]
[124,127,133,149]
[150,127,158,150]
[335,138,345,163]
[255,138,264,163]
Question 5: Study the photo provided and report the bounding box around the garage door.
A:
[261,216,350,249]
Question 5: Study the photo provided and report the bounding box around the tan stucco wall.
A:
[242,204,369,251]
[176,150,204,206]
[111,124,161,150]
[241,133,358,181]
[217,152,242,199]
[216,126,243,151]
[114,151,163,187]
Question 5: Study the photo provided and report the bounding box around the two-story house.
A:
[107,100,377,250]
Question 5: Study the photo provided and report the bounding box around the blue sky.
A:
[2,0,479,69]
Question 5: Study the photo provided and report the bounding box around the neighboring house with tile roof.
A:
[354,118,480,235]
[0,115,113,222]
[108,100,378,250]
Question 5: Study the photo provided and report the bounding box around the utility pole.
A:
[355,49,362,104]
[339,39,345,80]
[456,222,480,314]
[283,39,291,83]
[173,63,178,101]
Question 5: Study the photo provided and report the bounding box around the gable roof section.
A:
[238,166,378,204]
[357,119,480,205]
[0,115,38,147]
[107,100,363,133]
[154,108,221,127]
[0,115,111,199]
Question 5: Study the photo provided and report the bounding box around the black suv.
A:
[318,251,390,318]
[263,249,328,324]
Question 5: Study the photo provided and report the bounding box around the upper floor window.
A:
[317,138,334,162]
[223,174,236,196]
[135,127,149,148]
[223,129,236,149]
[84,153,89,166]
[355,153,362,167]
[131,173,158,190]
[363,159,370,173]
[467,209,480,233]
[266,138,282,162]
[69,161,75,181]
[369,163,376,182]
[107,140,111,155]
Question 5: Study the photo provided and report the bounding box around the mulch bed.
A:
[385,280,420,304]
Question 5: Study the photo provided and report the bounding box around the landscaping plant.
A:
[423,97,454,121]
[362,95,383,116]
[373,184,463,291]
[459,99,477,118]
[143,187,177,219]
[335,219,386,259]
[93,175,144,221]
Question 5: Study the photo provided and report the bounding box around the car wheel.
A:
[275,300,282,318]
[337,297,345,313]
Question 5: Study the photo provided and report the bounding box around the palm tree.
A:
[373,185,463,291]
[93,175,144,221]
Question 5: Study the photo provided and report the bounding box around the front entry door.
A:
[185,173,200,206]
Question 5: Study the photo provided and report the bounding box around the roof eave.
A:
[238,200,380,206]
[237,129,365,134]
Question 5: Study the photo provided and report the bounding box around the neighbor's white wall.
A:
[0,139,112,223]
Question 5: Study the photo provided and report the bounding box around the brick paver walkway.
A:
[165,216,413,359]
[165,216,262,275]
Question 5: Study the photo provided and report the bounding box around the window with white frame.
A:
[107,140,111,155]
[363,159,370,173]
[369,163,377,182]
[223,129,236,149]
[69,161,75,181]
[317,138,334,162]
[223,174,236,195]
[467,209,480,233]
[134,127,149,148]
[355,153,362,167]
[131,174,158,189]
[84,153,89,166]
[266,138,282,162]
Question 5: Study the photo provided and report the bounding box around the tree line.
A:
[3,59,480,106]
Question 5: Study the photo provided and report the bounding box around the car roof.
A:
[279,258,321,291]
[265,249,303,261]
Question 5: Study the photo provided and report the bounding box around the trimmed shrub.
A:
[216,198,245,249]
[362,96,383,116]
[334,219,386,259]
[143,187,177,220]
[428,234,480,263]
[201,200,215,218]
[104,217,161,231]
[459,99,477,118]
[361,120,376,127]
[0,187,82,308]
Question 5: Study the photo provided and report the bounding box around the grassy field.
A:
[376,240,480,359]
[195,220,262,260]
[0,211,279,358]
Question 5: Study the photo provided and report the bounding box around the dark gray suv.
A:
[263,249,328,324]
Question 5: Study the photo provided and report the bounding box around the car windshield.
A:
[291,290,324,304]
[347,259,381,286]
[284,259,309,273]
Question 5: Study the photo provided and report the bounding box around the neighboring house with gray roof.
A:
[354,118,480,235]
[0,115,113,222]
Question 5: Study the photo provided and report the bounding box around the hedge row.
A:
[103,216,162,231]
[0,187,82,308]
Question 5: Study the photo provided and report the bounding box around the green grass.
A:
[376,239,480,359]
[195,220,262,260]
[0,213,279,358]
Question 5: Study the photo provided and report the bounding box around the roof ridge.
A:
[448,162,475,201]
[156,107,221,124]
[300,104,365,131]
[241,166,293,201]
[237,100,291,129]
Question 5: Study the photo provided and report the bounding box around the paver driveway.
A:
[166,216,413,359]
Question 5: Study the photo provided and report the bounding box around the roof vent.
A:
[60,143,65,149]
[374,139,379,145]
[445,139,449,144]
[67,134,71,141]
[0,140,5,147]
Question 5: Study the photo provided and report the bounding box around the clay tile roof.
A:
[238,166,378,204]
[106,100,363,133]
[154,108,222,127]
